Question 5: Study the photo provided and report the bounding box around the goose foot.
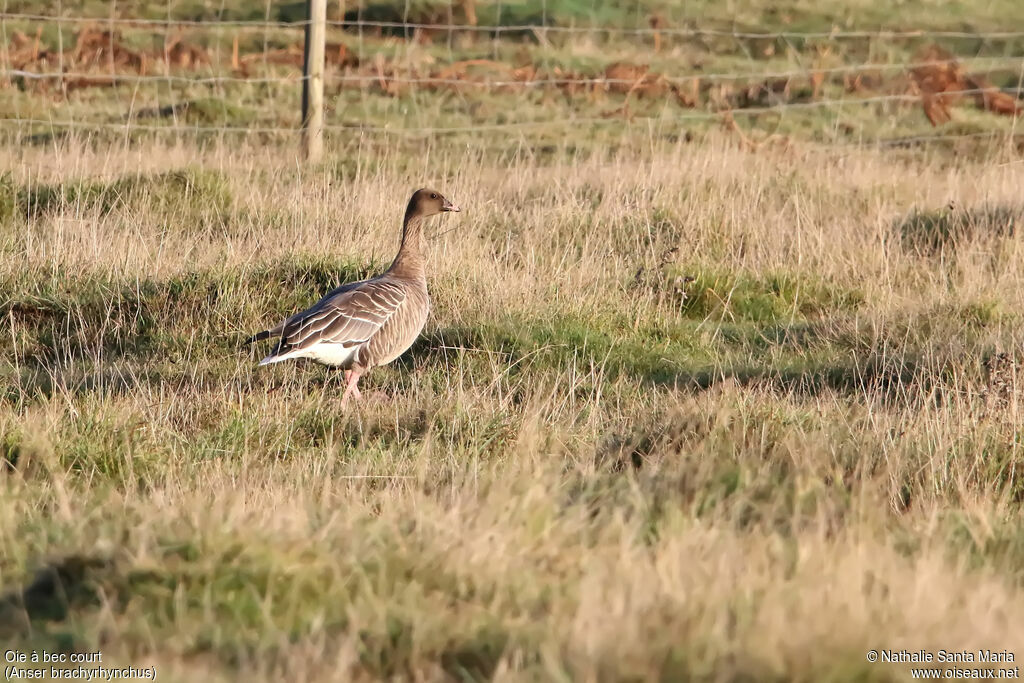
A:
[340,369,363,408]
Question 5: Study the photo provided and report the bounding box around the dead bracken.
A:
[910,44,1023,125]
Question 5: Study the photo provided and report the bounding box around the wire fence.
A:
[5,12,1024,38]
[0,5,1022,148]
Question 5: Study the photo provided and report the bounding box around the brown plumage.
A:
[247,188,460,406]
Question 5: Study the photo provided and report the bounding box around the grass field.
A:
[3,1,1024,682]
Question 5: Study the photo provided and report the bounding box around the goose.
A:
[246,188,460,406]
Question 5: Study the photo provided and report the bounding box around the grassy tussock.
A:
[1,135,1024,681]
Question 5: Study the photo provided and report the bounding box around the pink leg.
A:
[342,369,362,397]
[340,369,363,407]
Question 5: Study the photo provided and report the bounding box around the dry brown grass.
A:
[1,133,1024,681]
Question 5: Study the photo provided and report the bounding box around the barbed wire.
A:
[0,89,1014,135]
[2,116,1019,158]
[3,69,305,85]
[0,13,305,29]
[2,12,1024,40]
[0,117,297,134]
[867,131,1017,147]
[322,58,1024,88]
[3,56,1022,90]
[327,20,1024,40]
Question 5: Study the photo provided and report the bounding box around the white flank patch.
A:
[259,343,357,368]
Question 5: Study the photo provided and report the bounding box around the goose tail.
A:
[243,329,271,345]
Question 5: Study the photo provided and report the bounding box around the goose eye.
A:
[431,193,437,199]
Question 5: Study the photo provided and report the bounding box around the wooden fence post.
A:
[302,0,327,162]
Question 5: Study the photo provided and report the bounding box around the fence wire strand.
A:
[4,12,1024,39]
[0,89,1016,132]
[4,56,1023,88]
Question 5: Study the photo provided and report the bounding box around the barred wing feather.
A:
[259,280,406,366]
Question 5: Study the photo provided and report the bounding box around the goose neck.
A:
[389,214,426,278]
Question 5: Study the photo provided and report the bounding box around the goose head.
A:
[406,188,461,221]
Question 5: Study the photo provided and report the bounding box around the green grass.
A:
[15,168,232,220]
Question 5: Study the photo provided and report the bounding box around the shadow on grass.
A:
[0,548,514,678]
[3,364,209,404]
[6,314,947,409]
[896,203,1022,256]
[409,321,943,405]
[0,555,112,643]
[8,168,232,221]
[2,255,380,370]
[345,0,552,40]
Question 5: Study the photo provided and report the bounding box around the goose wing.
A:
[244,279,368,345]
[261,279,406,363]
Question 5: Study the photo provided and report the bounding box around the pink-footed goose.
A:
[246,188,460,406]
